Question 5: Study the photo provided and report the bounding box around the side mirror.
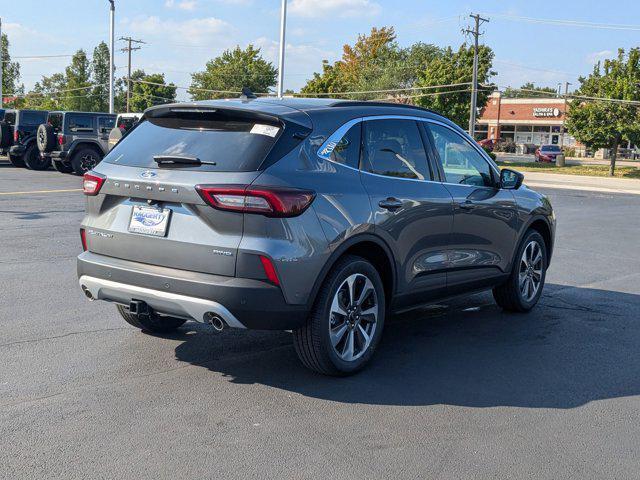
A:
[500,168,524,190]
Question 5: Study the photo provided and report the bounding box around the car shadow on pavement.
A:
[172,283,640,409]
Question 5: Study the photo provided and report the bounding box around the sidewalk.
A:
[523,171,640,195]
[496,153,640,168]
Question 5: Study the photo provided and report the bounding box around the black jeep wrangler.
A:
[0,109,50,169]
[37,111,116,175]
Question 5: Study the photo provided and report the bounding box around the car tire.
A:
[23,144,51,171]
[116,304,186,334]
[293,255,386,376]
[37,123,56,153]
[70,147,103,175]
[493,229,547,312]
[8,153,25,168]
[52,159,74,174]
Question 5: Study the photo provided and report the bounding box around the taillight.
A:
[58,134,65,145]
[13,130,18,142]
[195,185,315,218]
[259,255,280,286]
[80,228,88,251]
[83,173,106,196]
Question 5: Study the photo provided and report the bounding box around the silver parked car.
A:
[78,98,555,375]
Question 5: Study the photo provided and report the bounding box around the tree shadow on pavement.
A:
[173,283,640,409]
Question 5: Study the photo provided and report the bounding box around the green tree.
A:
[566,48,640,176]
[301,27,442,101]
[1,33,23,107]
[189,45,276,100]
[22,73,66,110]
[503,82,557,98]
[127,70,177,111]
[91,42,111,112]
[63,49,93,111]
[415,44,495,128]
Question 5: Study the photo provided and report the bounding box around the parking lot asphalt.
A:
[1,161,639,480]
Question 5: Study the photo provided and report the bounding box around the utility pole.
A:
[464,13,489,138]
[119,36,145,113]
[277,0,287,98]
[108,1,115,114]
[0,17,3,108]
[559,81,572,148]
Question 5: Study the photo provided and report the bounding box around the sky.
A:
[3,0,640,101]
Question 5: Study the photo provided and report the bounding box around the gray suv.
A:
[77,98,555,375]
[38,111,116,175]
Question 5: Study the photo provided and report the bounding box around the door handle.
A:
[379,197,403,211]
[458,200,477,211]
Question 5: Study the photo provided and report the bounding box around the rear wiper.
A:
[153,155,217,167]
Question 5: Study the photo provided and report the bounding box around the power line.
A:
[296,82,473,97]
[484,13,640,32]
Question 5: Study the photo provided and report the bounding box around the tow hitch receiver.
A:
[129,299,151,319]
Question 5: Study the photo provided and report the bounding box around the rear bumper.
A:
[9,144,25,156]
[45,151,67,160]
[77,252,309,330]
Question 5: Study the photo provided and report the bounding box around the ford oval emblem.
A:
[140,170,157,179]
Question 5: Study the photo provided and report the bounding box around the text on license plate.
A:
[128,205,172,237]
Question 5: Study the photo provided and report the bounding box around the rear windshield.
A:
[4,111,16,125]
[48,113,63,131]
[19,110,47,125]
[105,111,281,172]
[542,145,561,152]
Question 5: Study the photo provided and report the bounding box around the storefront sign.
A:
[533,107,562,118]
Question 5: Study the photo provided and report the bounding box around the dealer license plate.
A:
[128,205,172,237]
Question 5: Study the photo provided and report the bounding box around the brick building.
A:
[476,92,576,148]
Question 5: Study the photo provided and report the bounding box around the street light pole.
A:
[108,1,115,114]
[277,0,287,98]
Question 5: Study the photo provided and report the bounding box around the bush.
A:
[562,146,576,157]
[494,139,516,153]
[482,146,496,160]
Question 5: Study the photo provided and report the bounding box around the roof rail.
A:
[329,100,438,115]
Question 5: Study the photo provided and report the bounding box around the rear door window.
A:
[67,115,94,132]
[362,119,431,180]
[106,111,281,172]
[329,123,361,169]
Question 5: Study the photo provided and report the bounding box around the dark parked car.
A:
[535,144,562,163]
[77,98,555,375]
[0,110,50,169]
[37,111,116,175]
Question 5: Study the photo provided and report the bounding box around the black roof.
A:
[143,96,461,133]
[146,96,439,117]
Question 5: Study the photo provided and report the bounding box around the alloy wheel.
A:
[519,240,543,302]
[80,153,98,172]
[329,273,378,362]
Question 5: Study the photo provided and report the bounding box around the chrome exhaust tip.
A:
[81,285,94,300]
[204,312,226,332]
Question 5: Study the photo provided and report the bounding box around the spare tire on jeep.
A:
[0,121,13,148]
[37,123,56,153]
